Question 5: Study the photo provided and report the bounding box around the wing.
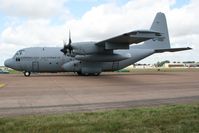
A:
[95,30,164,50]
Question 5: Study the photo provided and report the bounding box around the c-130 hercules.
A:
[4,12,191,76]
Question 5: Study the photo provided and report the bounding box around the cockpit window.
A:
[18,50,25,55]
[13,50,25,57]
[13,52,18,58]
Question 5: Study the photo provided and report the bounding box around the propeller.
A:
[60,31,73,55]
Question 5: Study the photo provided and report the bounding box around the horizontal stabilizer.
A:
[155,47,192,53]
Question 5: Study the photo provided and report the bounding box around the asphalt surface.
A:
[0,72,198,116]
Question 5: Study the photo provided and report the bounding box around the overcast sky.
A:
[0,0,198,65]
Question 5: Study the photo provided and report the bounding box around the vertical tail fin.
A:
[142,12,171,49]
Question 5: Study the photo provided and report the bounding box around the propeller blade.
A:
[68,30,72,45]
[60,30,73,55]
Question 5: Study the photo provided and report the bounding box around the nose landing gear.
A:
[24,71,31,77]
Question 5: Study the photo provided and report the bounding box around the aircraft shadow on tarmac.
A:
[9,72,179,86]
[12,72,179,77]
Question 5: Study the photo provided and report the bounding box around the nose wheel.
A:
[24,71,31,77]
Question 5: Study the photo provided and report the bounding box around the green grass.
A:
[0,104,198,133]
[7,69,20,74]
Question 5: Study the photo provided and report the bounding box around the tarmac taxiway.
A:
[0,72,198,116]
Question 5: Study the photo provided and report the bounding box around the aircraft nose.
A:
[4,58,13,68]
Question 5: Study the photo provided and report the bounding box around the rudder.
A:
[142,12,171,50]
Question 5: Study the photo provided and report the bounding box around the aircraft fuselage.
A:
[4,45,154,76]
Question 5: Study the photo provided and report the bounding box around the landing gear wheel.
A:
[93,73,101,76]
[84,73,89,76]
[77,72,101,76]
[77,72,83,76]
[24,71,31,77]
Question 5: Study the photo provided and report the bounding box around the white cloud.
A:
[0,0,199,65]
[0,43,22,65]
[0,0,68,18]
[1,19,66,46]
[168,0,199,37]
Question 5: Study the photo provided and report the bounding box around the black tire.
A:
[77,72,101,76]
[24,71,31,77]
[93,73,101,76]
[77,72,83,76]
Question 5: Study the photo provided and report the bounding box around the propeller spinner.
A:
[61,31,73,55]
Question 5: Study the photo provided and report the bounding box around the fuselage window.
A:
[16,58,20,62]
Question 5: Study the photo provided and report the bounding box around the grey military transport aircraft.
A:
[4,12,191,76]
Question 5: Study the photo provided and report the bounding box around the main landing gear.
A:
[77,72,101,76]
[24,71,31,77]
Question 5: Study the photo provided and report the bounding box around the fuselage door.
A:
[32,61,39,72]
[112,61,119,70]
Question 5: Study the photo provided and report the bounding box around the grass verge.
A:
[8,69,20,74]
[0,104,198,133]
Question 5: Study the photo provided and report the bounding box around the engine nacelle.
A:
[72,42,103,55]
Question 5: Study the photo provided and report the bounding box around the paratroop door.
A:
[32,61,39,72]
